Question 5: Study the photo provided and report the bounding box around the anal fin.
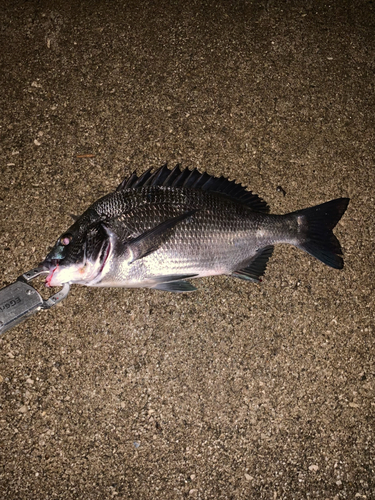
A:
[231,246,274,282]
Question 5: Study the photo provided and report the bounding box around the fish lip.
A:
[39,258,61,287]
[45,262,59,287]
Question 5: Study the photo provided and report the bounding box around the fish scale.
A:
[99,188,266,275]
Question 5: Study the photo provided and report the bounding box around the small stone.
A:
[245,474,253,481]
[26,378,34,385]
[7,352,14,359]
[19,406,27,413]
[349,402,360,408]
[336,480,342,486]
[0,375,3,383]
[34,139,41,146]
[309,465,319,472]
[190,474,196,481]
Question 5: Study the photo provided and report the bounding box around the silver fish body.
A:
[41,165,349,292]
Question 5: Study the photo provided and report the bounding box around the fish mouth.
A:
[39,259,61,288]
[45,264,59,287]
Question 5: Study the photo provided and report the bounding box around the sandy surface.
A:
[0,1,374,498]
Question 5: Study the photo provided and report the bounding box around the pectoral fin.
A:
[129,210,197,262]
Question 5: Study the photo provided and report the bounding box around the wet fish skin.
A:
[41,165,349,292]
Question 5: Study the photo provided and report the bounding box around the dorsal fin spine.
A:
[116,171,137,191]
[132,167,153,188]
[162,164,181,186]
[171,168,191,187]
[150,163,170,186]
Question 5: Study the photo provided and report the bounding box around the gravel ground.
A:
[0,1,374,498]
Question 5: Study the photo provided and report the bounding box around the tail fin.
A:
[294,198,349,269]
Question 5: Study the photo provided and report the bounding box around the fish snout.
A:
[39,257,60,271]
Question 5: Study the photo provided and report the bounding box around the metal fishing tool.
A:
[0,267,70,335]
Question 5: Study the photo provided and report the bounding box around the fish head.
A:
[40,211,112,287]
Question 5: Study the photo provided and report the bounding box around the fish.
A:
[40,164,349,292]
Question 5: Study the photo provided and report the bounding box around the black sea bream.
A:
[41,165,349,292]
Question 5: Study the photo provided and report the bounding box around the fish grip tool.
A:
[0,267,70,335]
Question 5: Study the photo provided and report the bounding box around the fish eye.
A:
[60,234,72,246]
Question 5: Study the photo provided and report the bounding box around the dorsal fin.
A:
[116,164,269,213]
[116,171,138,191]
